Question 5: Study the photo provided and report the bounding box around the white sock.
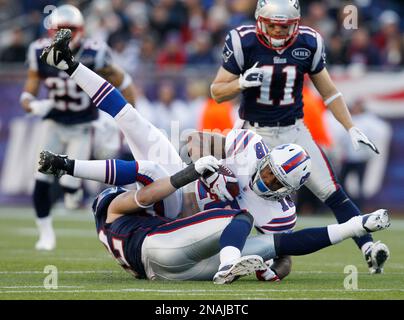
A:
[74,160,109,184]
[36,216,54,237]
[327,216,366,244]
[219,246,241,270]
[70,63,110,99]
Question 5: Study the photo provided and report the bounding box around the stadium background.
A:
[0,0,404,213]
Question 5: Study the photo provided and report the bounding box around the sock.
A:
[74,159,138,185]
[327,216,367,244]
[219,246,241,270]
[70,63,127,117]
[274,227,332,256]
[325,187,373,248]
[219,215,253,268]
[33,180,52,218]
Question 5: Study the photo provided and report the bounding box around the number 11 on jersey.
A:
[257,65,297,106]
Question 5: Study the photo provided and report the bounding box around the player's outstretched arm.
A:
[106,156,219,222]
[310,68,379,154]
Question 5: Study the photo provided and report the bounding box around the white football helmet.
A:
[251,143,311,200]
[255,0,301,50]
[48,4,85,48]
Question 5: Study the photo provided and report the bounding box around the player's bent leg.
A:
[291,123,389,271]
[38,151,183,219]
[274,209,390,257]
[141,209,266,282]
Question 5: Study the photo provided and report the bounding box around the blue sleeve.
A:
[309,33,327,75]
[221,31,243,75]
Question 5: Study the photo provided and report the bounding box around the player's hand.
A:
[239,62,264,90]
[202,172,238,202]
[29,99,54,117]
[194,156,220,175]
[349,126,379,154]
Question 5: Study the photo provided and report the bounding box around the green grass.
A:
[0,206,403,300]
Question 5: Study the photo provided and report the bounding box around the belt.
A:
[249,118,300,127]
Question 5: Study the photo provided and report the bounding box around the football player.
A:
[38,28,390,283]
[210,0,389,274]
[20,4,135,251]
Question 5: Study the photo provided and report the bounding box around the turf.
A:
[0,206,403,300]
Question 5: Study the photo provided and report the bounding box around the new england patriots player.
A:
[210,0,389,274]
[39,30,389,283]
[20,4,135,251]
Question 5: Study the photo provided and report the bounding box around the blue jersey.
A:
[92,187,171,279]
[222,25,326,125]
[27,38,113,124]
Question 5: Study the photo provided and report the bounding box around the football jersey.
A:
[196,129,297,234]
[27,38,113,124]
[93,187,172,278]
[222,25,326,125]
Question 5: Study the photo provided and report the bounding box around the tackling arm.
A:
[106,156,219,223]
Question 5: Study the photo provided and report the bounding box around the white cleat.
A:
[364,241,390,274]
[213,255,267,285]
[35,237,56,251]
[362,209,391,233]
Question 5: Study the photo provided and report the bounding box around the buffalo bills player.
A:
[210,0,389,274]
[20,4,135,251]
[34,33,390,280]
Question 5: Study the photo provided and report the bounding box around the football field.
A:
[0,206,403,300]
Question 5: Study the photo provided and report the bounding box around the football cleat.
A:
[38,150,69,178]
[40,28,78,71]
[361,209,390,233]
[364,241,390,274]
[213,255,267,285]
[35,218,56,251]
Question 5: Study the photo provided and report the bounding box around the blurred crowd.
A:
[1,0,404,71]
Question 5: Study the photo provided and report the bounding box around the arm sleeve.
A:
[27,42,38,71]
[309,32,327,75]
[221,30,245,75]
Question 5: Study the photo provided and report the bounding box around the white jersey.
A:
[196,129,297,234]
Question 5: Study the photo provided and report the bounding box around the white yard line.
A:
[0,288,403,294]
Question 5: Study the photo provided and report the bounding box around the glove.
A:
[29,99,54,117]
[349,126,379,154]
[239,62,264,90]
[194,156,220,175]
[201,172,238,202]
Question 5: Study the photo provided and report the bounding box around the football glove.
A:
[194,156,220,175]
[349,126,379,154]
[239,62,264,90]
[201,172,238,202]
[29,99,54,117]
